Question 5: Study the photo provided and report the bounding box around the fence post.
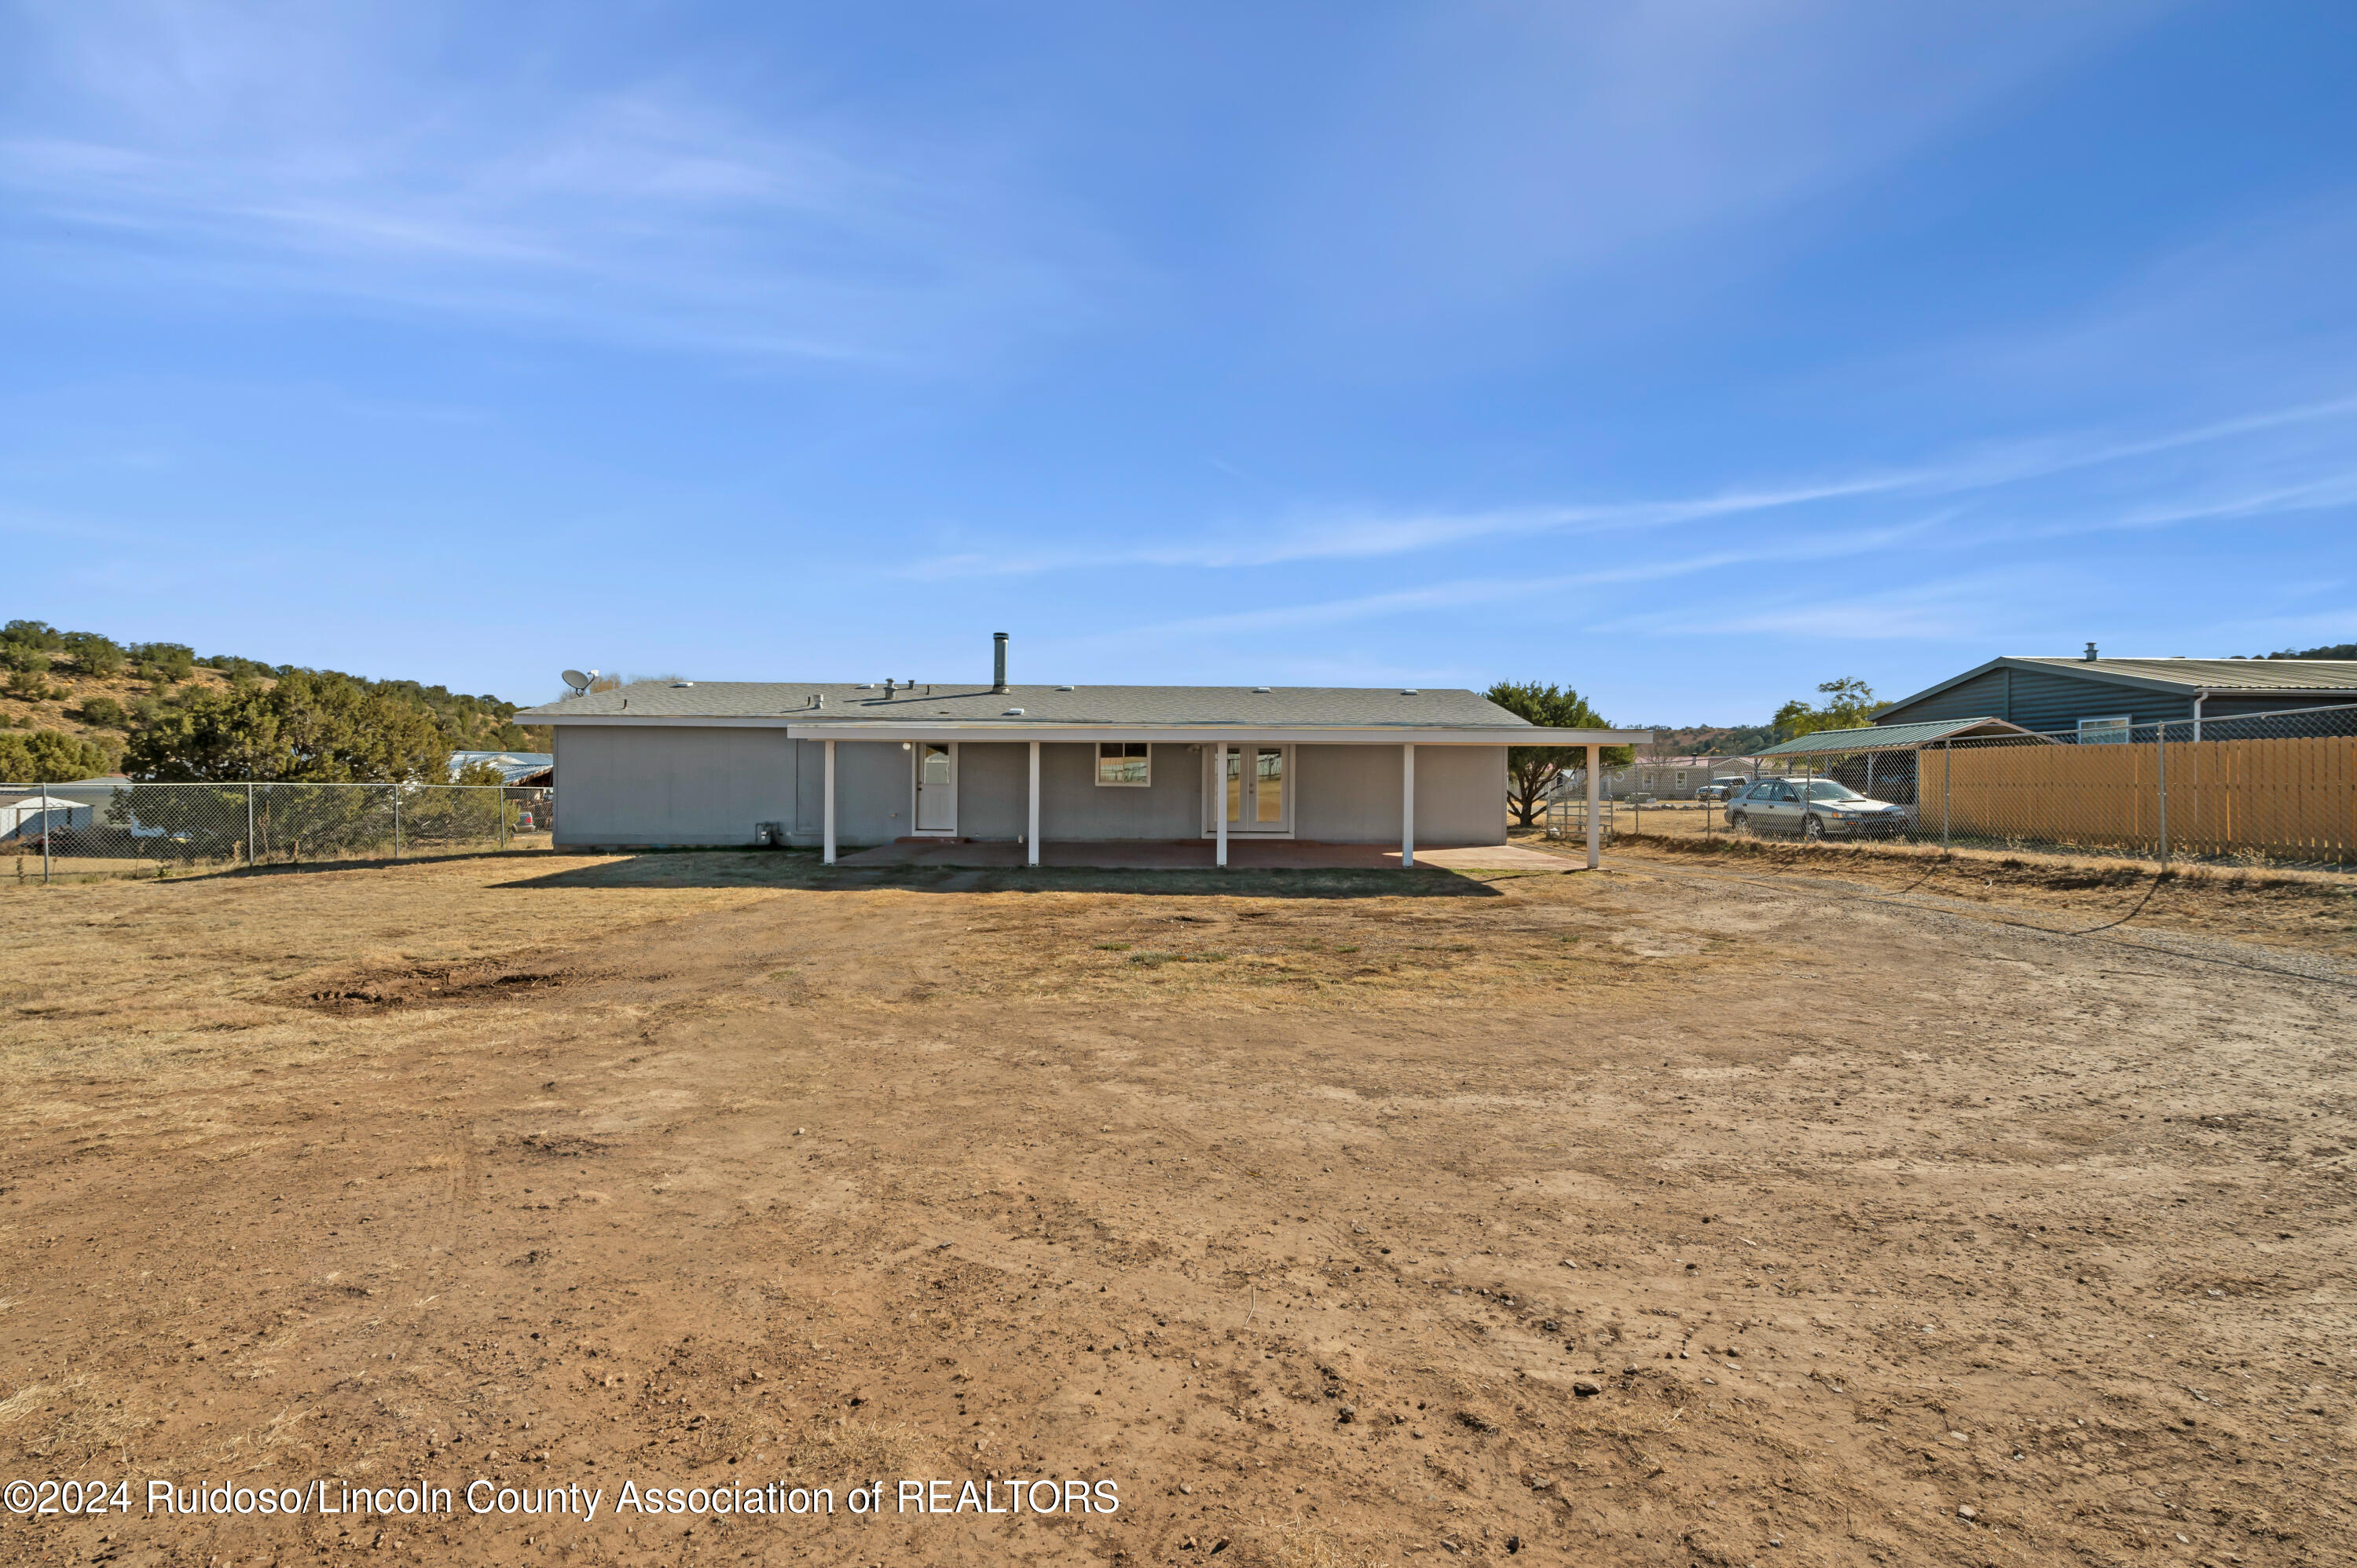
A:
[2156,720,2168,870]
[1941,741,1951,851]
[499,786,508,852]
[392,785,402,861]
[42,784,51,884]
[246,782,255,868]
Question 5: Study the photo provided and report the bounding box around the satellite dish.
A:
[562,669,591,695]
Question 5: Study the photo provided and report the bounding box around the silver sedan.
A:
[1725,778,1908,839]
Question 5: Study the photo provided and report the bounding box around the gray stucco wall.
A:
[1038,742,1204,840]
[1295,744,1505,845]
[957,742,1028,841]
[553,727,910,848]
[553,731,1508,848]
[553,724,796,848]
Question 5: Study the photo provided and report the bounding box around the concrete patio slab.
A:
[830,839,1582,871]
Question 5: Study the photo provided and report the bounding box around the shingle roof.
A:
[1758,716,2044,756]
[519,682,1532,729]
[2011,658,2357,692]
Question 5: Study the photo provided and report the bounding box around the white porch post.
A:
[1400,743,1416,869]
[823,739,838,865]
[1215,742,1229,869]
[1027,740,1041,866]
[1585,743,1601,870]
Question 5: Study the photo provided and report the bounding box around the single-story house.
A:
[517,643,1649,868]
[1589,755,1769,800]
[1875,651,2357,742]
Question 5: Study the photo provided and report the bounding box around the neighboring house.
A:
[515,643,1646,865]
[1875,652,2357,741]
[1555,756,1766,800]
[0,793,93,840]
[1622,755,1767,798]
[447,750,554,784]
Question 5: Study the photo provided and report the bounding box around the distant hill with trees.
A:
[0,618,547,783]
[1637,676,1893,759]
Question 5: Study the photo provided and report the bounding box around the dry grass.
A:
[1255,1513,1369,1568]
[2,849,2352,1566]
[782,1417,934,1482]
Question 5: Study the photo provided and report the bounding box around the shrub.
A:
[0,728,113,783]
[59,632,126,677]
[72,696,130,730]
[1,618,63,654]
[130,642,196,682]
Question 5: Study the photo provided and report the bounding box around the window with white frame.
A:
[2078,714,2132,744]
[1096,742,1150,786]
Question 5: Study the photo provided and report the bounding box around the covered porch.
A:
[786,721,1653,872]
[833,837,1578,871]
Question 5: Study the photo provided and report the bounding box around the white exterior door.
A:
[1203,745,1294,836]
[914,742,958,834]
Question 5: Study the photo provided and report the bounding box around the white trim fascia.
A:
[789,723,1652,746]
[528,714,802,729]
[523,715,1655,745]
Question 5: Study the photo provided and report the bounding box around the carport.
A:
[1751,716,2049,837]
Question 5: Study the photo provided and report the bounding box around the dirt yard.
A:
[2,846,2353,1567]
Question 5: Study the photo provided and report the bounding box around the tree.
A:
[1771,677,1886,742]
[124,670,449,782]
[129,641,196,682]
[0,727,113,782]
[1485,680,1633,827]
[69,695,129,730]
[2,619,63,657]
[58,631,126,677]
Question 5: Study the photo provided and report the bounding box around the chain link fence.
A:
[1617,700,2357,870]
[1,781,554,884]
[1541,793,1615,846]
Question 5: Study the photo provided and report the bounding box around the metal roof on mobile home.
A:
[1756,716,2046,757]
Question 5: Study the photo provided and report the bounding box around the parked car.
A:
[1725,778,1908,839]
[1695,775,1752,801]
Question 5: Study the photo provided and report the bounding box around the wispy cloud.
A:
[907,393,2357,579]
[1096,520,1941,642]
[1264,1,2177,323]
[0,5,1092,365]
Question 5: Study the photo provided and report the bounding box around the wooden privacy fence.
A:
[1933,736,2357,863]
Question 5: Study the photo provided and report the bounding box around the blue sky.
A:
[3,1,2353,723]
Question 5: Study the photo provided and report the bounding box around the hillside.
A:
[1,619,547,782]
[1637,722,1783,757]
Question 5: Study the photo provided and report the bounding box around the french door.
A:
[1203,744,1293,836]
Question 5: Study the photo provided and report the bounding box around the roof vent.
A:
[671,679,694,687]
[1055,684,1074,691]
[1003,706,1025,716]
[2084,642,2099,662]
[1253,686,1272,694]
[1400,687,1420,695]
[856,682,874,689]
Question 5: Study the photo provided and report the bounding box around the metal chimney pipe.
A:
[2084,641,2099,662]
[992,632,1010,693]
